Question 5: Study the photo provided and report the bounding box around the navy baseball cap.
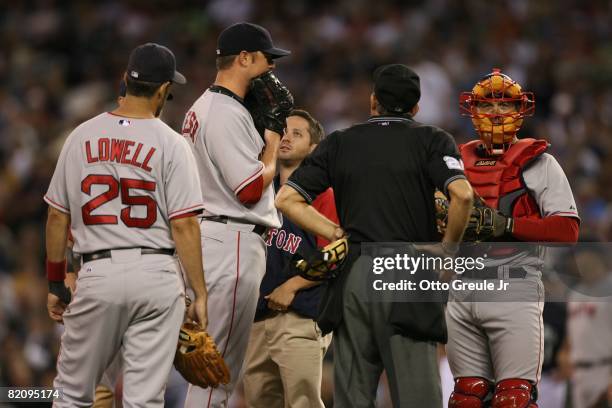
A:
[216,22,290,58]
[126,43,187,84]
[374,64,420,114]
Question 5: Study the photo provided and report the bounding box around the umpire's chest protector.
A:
[460,138,548,218]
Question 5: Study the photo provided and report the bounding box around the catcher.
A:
[440,69,580,407]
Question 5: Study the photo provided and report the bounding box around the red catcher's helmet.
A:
[460,68,534,155]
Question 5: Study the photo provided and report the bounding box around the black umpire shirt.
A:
[287,115,466,244]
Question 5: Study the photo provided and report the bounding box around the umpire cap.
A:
[374,64,420,114]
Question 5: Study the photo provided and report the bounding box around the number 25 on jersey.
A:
[81,175,157,228]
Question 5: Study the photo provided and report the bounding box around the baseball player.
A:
[56,81,137,408]
[243,109,335,408]
[181,22,288,407]
[53,81,126,408]
[63,233,120,408]
[566,246,612,408]
[445,69,580,407]
[44,43,208,407]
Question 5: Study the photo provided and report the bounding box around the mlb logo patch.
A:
[443,155,464,170]
[119,119,131,127]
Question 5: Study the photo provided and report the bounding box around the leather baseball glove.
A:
[436,193,512,242]
[174,322,230,388]
[246,71,294,136]
[294,238,349,281]
[243,91,265,138]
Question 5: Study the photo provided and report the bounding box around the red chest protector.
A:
[459,138,548,219]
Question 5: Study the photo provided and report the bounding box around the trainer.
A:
[276,64,473,407]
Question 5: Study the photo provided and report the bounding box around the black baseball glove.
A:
[246,71,294,136]
[243,91,266,138]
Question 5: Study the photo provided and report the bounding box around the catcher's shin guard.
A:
[491,379,538,408]
[449,377,493,407]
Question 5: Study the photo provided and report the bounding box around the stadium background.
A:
[0,0,610,406]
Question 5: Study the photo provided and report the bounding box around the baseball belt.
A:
[462,266,528,280]
[82,247,175,263]
[573,357,612,370]
[201,215,268,237]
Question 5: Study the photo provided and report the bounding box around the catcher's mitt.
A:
[247,71,294,136]
[294,238,349,281]
[435,193,512,242]
[174,322,230,388]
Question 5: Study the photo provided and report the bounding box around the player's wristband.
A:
[46,259,67,282]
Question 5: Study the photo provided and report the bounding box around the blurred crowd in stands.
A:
[0,0,611,406]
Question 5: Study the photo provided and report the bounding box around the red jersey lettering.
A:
[121,140,135,164]
[85,141,98,163]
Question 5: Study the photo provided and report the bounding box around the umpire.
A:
[276,64,473,407]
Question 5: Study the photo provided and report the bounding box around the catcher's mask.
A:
[460,68,534,156]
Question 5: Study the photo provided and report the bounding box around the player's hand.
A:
[188,295,208,331]
[413,243,458,283]
[332,227,346,241]
[47,293,67,324]
[265,281,298,311]
[325,226,346,243]
[65,272,77,294]
[264,129,282,145]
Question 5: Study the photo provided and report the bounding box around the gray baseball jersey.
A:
[523,153,578,219]
[458,152,580,277]
[181,89,279,407]
[47,112,202,407]
[447,151,579,385]
[45,112,204,253]
[182,89,281,228]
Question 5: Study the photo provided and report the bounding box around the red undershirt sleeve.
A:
[237,174,264,205]
[512,215,580,242]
